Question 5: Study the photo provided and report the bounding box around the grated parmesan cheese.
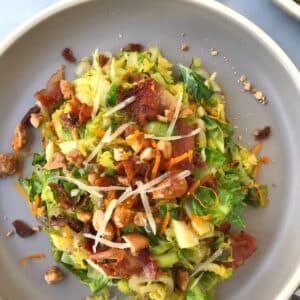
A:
[52,176,103,199]
[117,172,170,204]
[83,127,112,165]
[145,128,201,141]
[137,181,156,234]
[103,96,136,117]
[84,233,130,249]
[92,199,118,252]
[166,91,183,137]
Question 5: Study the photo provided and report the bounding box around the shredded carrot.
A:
[200,173,214,186]
[108,190,116,200]
[151,150,161,179]
[112,138,127,144]
[251,142,263,154]
[93,128,106,137]
[188,179,201,195]
[260,156,269,164]
[32,195,40,216]
[252,163,261,178]
[25,147,31,157]
[192,186,219,209]
[126,130,141,144]
[150,139,157,149]
[19,253,45,267]
[13,181,32,209]
[252,156,269,177]
[159,211,170,236]
[167,150,193,170]
[190,214,212,226]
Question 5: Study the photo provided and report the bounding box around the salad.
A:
[14,45,269,299]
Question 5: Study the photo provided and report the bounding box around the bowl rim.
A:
[273,0,300,21]
[0,0,299,298]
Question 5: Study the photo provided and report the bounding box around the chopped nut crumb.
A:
[6,230,14,237]
[251,87,257,94]
[243,81,251,91]
[44,266,64,284]
[254,90,263,100]
[32,226,41,232]
[239,74,247,82]
[210,48,218,56]
[181,43,189,51]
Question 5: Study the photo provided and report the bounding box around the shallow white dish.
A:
[0,0,299,299]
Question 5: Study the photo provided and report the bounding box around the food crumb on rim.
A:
[181,43,190,51]
[6,230,14,237]
[210,48,219,56]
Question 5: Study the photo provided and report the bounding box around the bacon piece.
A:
[91,174,118,187]
[67,218,83,233]
[117,78,161,125]
[48,183,73,209]
[123,43,144,52]
[62,48,76,63]
[224,231,256,268]
[193,152,205,168]
[49,215,83,233]
[118,158,145,182]
[97,249,157,279]
[172,120,197,171]
[34,66,64,110]
[99,54,109,67]
[60,98,92,128]
[90,248,126,262]
[21,105,41,127]
[254,126,271,140]
[217,221,231,233]
[12,220,36,238]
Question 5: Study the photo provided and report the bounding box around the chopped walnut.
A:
[44,152,66,170]
[60,79,74,100]
[140,147,155,161]
[65,149,84,167]
[176,270,190,291]
[239,74,247,82]
[243,81,251,91]
[117,176,131,186]
[157,140,172,159]
[11,124,27,150]
[181,43,189,51]
[113,148,132,162]
[179,108,193,118]
[0,153,17,177]
[30,113,43,128]
[44,266,64,284]
[77,211,92,223]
